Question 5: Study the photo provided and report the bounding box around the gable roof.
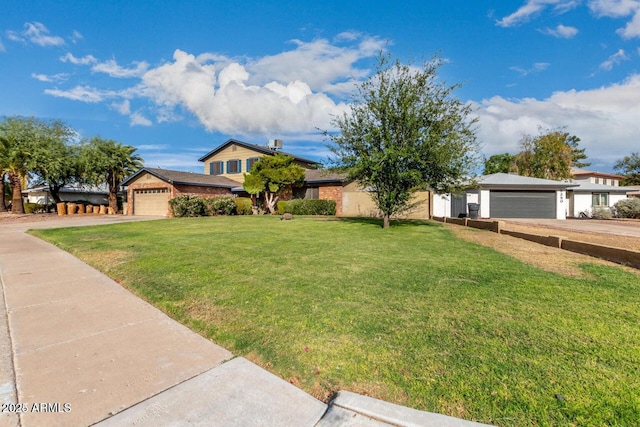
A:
[476,173,578,189]
[121,167,240,188]
[571,168,624,179]
[197,138,319,166]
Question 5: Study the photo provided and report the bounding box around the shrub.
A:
[280,199,336,215]
[234,197,253,215]
[24,202,45,214]
[591,206,612,220]
[614,198,640,219]
[169,195,206,217]
[204,196,236,216]
[277,201,288,215]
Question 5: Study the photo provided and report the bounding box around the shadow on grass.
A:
[330,217,438,228]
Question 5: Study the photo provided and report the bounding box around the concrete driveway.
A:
[499,218,640,238]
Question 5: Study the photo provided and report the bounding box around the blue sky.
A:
[2,0,639,173]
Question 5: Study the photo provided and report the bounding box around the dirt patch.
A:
[446,223,639,278]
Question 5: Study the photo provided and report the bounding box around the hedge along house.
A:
[433,173,578,220]
[121,168,240,216]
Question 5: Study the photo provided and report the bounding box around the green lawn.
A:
[31,216,640,426]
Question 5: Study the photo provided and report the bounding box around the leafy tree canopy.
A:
[614,152,640,185]
[326,53,479,228]
[483,153,515,174]
[512,127,589,180]
[242,154,306,215]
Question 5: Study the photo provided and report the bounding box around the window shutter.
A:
[237,159,241,173]
[209,162,214,175]
[246,159,251,172]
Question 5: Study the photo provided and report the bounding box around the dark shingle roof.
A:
[197,138,319,166]
[304,169,348,183]
[121,167,241,188]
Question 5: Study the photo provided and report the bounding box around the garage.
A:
[133,188,170,216]
[490,190,556,218]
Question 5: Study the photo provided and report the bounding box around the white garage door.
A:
[133,188,169,216]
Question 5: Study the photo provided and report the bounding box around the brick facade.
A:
[319,185,343,215]
[126,182,233,216]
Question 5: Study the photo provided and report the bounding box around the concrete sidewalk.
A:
[0,216,490,426]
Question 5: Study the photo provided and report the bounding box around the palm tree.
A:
[82,137,143,212]
[0,116,36,214]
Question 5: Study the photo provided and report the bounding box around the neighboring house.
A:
[625,186,640,198]
[22,183,109,206]
[433,173,577,220]
[570,168,624,186]
[566,182,629,217]
[566,168,631,217]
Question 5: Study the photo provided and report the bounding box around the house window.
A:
[592,193,608,207]
[246,157,260,172]
[305,187,319,200]
[210,161,224,175]
[226,159,241,174]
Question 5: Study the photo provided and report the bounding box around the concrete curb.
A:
[319,391,493,427]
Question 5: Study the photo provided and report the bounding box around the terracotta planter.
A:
[85,205,93,214]
[56,202,66,216]
[108,207,116,215]
[66,203,77,215]
[93,206,100,214]
[99,205,107,215]
[77,204,85,214]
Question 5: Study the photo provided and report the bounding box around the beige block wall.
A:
[341,181,431,219]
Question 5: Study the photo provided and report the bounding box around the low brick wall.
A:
[437,216,640,270]
[446,217,468,226]
[501,230,564,248]
[467,219,503,233]
[561,240,640,269]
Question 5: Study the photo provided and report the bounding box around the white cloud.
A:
[23,22,65,47]
[540,24,580,37]
[44,85,117,102]
[45,34,381,137]
[70,30,83,44]
[60,53,97,65]
[31,72,69,83]
[92,59,149,78]
[588,0,640,38]
[246,35,385,93]
[473,74,640,169]
[599,48,629,69]
[130,112,152,126]
[112,99,131,115]
[497,0,580,27]
[510,62,550,76]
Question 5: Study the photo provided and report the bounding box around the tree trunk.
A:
[9,172,24,214]
[0,172,6,212]
[383,214,390,229]
[108,186,118,213]
[265,193,278,215]
[48,183,62,204]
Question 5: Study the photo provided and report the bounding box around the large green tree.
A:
[81,137,143,212]
[614,152,640,185]
[326,53,479,228]
[28,120,80,203]
[243,154,306,215]
[483,153,515,174]
[513,128,589,180]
